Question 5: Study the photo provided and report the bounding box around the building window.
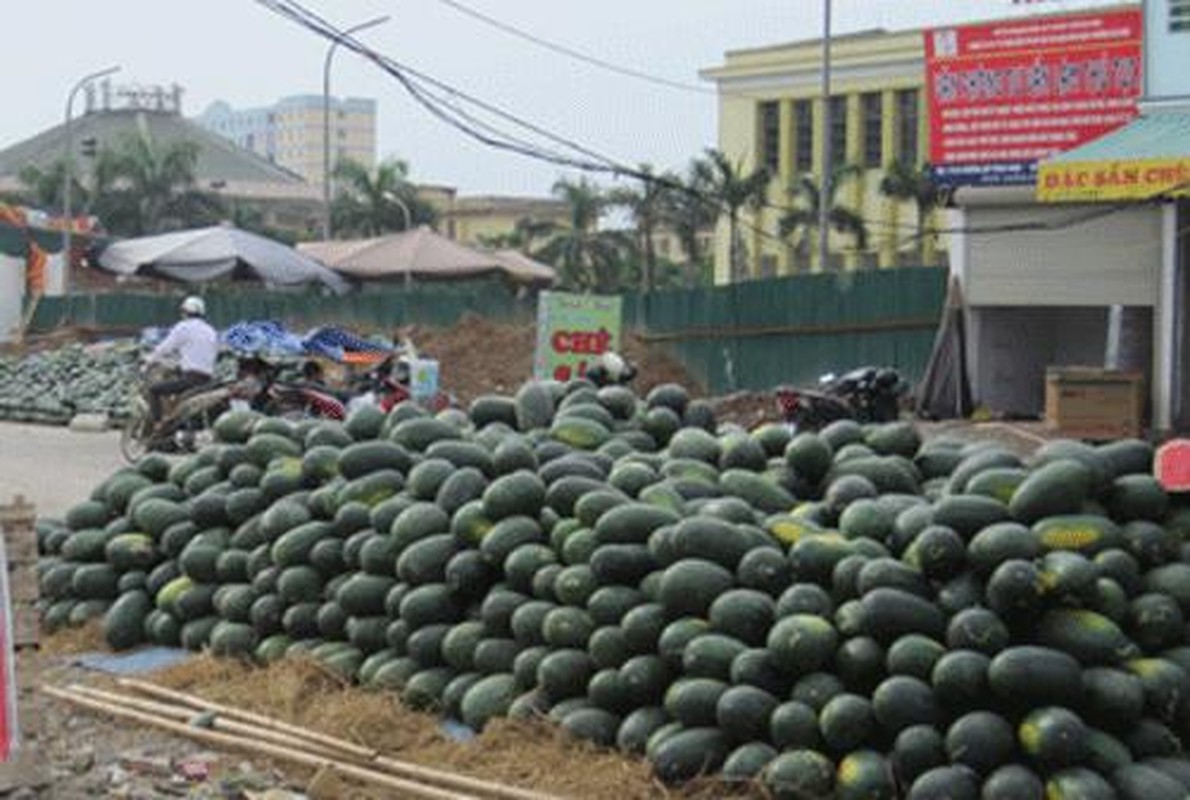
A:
[829,95,848,167]
[793,100,814,173]
[862,92,883,168]
[896,89,920,166]
[758,101,780,174]
[1173,0,1190,31]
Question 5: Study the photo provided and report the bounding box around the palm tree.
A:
[608,165,675,293]
[658,163,719,285]
[331,157,437,238]
[778,164,868,268]
[692,149,770,281]
[880,160,948,266]
[535,177,634,293]
[17,161,77,212]
[478,215,557,255]
[88,132,223,236]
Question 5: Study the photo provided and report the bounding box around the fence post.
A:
[0,494,46,791]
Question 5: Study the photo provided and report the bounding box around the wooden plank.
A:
[7,571,37,604]
[12,607,38,648]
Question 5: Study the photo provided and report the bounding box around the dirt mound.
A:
[407,314,703,405]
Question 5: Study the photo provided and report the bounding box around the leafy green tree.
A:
[778,164,868,267]
[16,161,78,212]
[98,132,222,235]
[331,157,437,238]
[608,165,675,292]
[535,177,634,293]
[657,162,719,286]
[478,215,557,255]
[691,148,769,281]
[879,160,948,265]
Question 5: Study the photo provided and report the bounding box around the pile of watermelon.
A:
[0,341,142,424]
[35,377,1190,798]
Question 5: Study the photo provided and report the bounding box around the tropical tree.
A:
[608,165,675,293]
[778,164,869,268]
[478,215,557,255]
[692,149,770,281]
[16,161,77,212]
[879,160,948,265]
[535,177,634,293]
[93,132,223,236]
[331,157,437,238]
[658,163,719,286]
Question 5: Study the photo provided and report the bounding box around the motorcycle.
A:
[775,366,907,432]
[120,356,346,462]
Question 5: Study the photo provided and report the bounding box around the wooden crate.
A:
[1045,367,1144,440]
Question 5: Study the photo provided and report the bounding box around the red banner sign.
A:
[925,9,1143,186]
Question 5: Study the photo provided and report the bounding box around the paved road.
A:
[0,422,126,519]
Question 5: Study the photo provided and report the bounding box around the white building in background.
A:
[196,95,378,187]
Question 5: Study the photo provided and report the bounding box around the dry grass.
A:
[146,655,762,800]
[40,620,106,656]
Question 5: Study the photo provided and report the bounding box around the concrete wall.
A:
[0,253,25,342]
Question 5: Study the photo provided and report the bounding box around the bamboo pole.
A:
[65,684,351,762]
[117,678,378,760]
[44,685,479,800]
[117,678,564,800]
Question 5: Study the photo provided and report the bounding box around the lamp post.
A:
[62,65,120,291]
[383,190,414,288]
[323,15,389,241]
[818,0,832,272]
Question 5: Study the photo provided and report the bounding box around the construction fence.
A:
[26,267,948,395]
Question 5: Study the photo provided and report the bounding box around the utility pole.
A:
[818,0,832,272]
[323,16,389,241]
[62,66,119,293]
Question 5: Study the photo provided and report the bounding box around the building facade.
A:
[702,29,932,282]
[196,95,377,188]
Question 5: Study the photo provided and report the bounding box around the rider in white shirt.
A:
[145,296,218,425]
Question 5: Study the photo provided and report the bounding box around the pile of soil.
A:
[406,314,703,405]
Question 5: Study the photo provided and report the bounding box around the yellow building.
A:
[197,95,378,188]
[702,28,934,281]
[440,195,570,248]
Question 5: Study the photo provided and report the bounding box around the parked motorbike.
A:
[775,366,907,432]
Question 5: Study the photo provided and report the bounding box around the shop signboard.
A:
[925,9,1143,187]
[534,291,622,383]
[1038,156,1190,202]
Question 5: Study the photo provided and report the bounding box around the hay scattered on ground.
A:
[149,655,760,799]
[40,620,106,656]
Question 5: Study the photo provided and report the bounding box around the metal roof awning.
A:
[1037,111,1190,203]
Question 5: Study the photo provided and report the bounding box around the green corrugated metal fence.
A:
[623,267,948,394]
[27,277,531,333]
[27,267,947,394]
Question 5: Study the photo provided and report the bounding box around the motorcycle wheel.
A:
[120,402,152,463]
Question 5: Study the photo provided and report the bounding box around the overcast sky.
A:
[2,0,1117,197]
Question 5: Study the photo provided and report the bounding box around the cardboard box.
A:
[1045,367,1144,440]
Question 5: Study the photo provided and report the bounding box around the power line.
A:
[255,0,1173,263]
[432,0,717,96]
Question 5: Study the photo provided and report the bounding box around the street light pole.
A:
[323,15,389,241]
[383,190,414,288]
[62,65,119,292]
[818,0,832,272]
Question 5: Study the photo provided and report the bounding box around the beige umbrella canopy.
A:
[299,226,555,286]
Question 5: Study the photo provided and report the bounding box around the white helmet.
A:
[596,351,627,381]
[180,296,206,316]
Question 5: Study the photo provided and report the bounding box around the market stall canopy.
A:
[98,226,349,293]
[1037,110,1190,203]
[298,227,556,286]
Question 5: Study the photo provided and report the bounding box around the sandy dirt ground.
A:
[0,423,126,520]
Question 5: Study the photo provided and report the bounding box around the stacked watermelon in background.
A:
[34,376,1190,799]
